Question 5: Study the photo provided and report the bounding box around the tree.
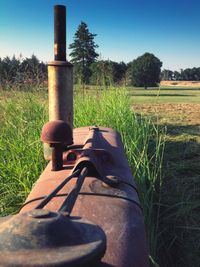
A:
[69,21,99,84]
[0,55,47,90]
[129,53,162,88]
[161,69,174,81]
[173,71,182,81]
[90,60,114,86]
[112,61,128,84]
[90,60,128,86]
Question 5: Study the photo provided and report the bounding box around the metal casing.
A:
[21,126,149,267]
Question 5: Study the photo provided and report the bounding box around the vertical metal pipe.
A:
[44,5,73,160]
[51,144,63,171]
[54,5,66,61]
[48,61,73,126]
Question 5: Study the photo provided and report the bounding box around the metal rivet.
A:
[28,209,51,219]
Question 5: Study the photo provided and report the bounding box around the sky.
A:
[0,0,200,71]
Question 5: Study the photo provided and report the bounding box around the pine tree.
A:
[69,22,99,84]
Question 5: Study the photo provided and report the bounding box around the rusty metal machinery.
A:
[0,5,149,267]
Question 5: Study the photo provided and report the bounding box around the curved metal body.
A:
[21,126,149,267]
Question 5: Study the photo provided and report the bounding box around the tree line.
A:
[161,68,200,81]
[69,22,162,87]
[0,55,47,90]
[1,21,199,90]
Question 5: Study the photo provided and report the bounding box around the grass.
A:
[0,87,164,266]
[131,86,200,267]
[0,91,47,215]
[74,90,165,259]
[128,86,200,104]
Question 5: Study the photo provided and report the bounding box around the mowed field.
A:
[130,87,200,124]
[131,86,200,267]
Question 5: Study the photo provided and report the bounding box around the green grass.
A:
[0,88,164,266]
[0,92,47,215]
[128,86,200,104]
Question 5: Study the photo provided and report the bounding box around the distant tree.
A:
[180,68,200,81]
[129,53,162,88]
[112,61,128,84]
[90,60,128,86]
[173,71,182,81]
[161,69,174,80]
[90,60,113,86]
[69,21,99,84]
[0,55,47,90]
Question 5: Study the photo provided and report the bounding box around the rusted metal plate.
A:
[20,126,149,267]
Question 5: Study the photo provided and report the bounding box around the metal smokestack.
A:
[54,5,66,61]
[44,5,73,159]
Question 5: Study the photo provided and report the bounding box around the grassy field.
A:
[0,86,199,267]
[128,86,200,104]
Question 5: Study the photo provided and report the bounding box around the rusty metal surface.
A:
[46,6,73,160]
[41,120,73,170]
[45,62,73,160]
[47,63,73,125]
[54,5,66,61]
[0,209,106,267]
[21,126,149,267]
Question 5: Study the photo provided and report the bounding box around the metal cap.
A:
[41,120,73,145]
[0,209,106,266]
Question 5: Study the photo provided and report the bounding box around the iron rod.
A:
[59,167,88,213]
[35,169,80,209]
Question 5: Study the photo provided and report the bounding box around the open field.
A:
[128,86,200,104]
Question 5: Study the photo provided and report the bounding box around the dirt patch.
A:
[133,103,200,125]
[161,80,200,87]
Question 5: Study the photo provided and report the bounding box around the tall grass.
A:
[74,88,165,265]
[0,88,164,265]
[0,92,47,215]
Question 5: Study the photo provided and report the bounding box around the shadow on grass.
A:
[160,87,200,91]
[134,113,200,266]
[128,93,195,97]
[128,87,200,91]
[166,124,200,136]
[156,124,200,267]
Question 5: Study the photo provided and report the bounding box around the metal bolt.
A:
[102,175,120,188]
[28,209,51,219]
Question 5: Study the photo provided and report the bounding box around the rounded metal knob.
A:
[41,120,73,171]
[0,210,106,266]
[41,120,73,145]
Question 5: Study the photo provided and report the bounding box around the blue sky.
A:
[0,0,200,71]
